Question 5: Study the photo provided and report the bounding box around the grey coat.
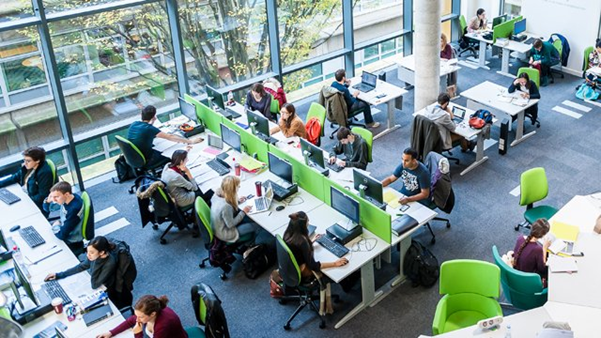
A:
[423,104,456,150]
[319,86,348,127]
[210,195,245,243]
[160,163,198,208]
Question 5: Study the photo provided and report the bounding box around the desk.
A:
[0,184,41,225]
[461,81,539,147]
[348,77,408,140]
[397,55,461,93]
[493,35,536,77]
[465,31,493,70]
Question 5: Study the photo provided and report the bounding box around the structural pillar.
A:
[414,0,441,111]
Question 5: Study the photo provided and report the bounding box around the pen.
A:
[268,211,272,216]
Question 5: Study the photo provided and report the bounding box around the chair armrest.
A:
[535,288,548,297]
[432,296,448,335]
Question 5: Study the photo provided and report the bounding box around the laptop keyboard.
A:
[42,280,72,305]
[326,162,344,172]
[207,159,230,176]
[0,188,21,205]
[316,236,349,258]
[352,84,375,93]
[19,226,45,248]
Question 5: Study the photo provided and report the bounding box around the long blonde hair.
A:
[217,176,240,210]
[440,33,448,51]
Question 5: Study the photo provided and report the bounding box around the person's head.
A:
[251,83,266,101]
[476,8,486,19]
[170,149,188,169]
[596,38,601,54]
[22,147,46,170]
[402,147,419,169]
[141,105,157,122]
[283,211,311,251]
[134,295,168,324]
[516,72,531,88]
[533,39,543,51]
[440,33,448,49]
[217,176,241,209]
[86,236,114,262]
[529,219,550,239]
[336,127,355,145]
[49,181,73,205]
[437,93,451,109]
[334,69,347,82]
[280,103,296,124]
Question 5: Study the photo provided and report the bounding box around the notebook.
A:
[392,214,419,236]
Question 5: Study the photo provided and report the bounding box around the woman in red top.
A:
[96,295,187,338]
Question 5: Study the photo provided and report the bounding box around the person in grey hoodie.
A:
[423,93,471,152]
[211,176,259,243]
[161,149,213,209]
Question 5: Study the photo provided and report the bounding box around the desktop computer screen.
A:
[268,152,293,185]
[178,97,198,123]
[219,123,242,153]
[353,169,384,204]
[247,109,270,138]
[330,186,360,225]
[13,259,38,306]
[206,85,225,110]
[513,18,526,35]
[492,14,507,28]
[300,138,326,168]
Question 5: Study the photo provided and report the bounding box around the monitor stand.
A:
[11,290,53,325]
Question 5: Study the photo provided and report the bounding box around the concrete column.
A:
[414,0,441,111]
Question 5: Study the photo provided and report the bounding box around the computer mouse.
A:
[10,225,20,232]
[276,205,285,212]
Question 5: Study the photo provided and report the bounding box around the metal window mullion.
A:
[342,0,355,77]
[166,0,189,95]
[451,0,461,42]
[265,0,282,85]
[32,0,84,190]
[403,0,413,56]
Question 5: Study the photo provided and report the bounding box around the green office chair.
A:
[583,46,594,72]
[517,67,540,88]
[81,191,95,242]
[550,39,564,81]
[306,103,326,146]
[185,282,230,338]
[432,259,502,335]
[515,167,558,231]
[46,159,57,185]
[270,94,280,121]
[350,127,373,163]
[492,245,547,310]
[114,135,162,177]
[457,15,477,58]
[151,184,192,244]
[275,234,325,330]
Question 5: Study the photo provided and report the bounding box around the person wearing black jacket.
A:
[0,147,53,217]
[329,127,369,170]
[508,72,541,125]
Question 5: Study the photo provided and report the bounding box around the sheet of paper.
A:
[238,157,264,171]
[384,191,401,209]
[548,255,578,273]
[203,147,221,156]
[551,221,580,242]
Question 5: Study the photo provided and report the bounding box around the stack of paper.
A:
[238,157,265,172]
[548,255,578,273]
[384,191,401,209]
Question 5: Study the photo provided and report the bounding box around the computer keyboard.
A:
[225,107,242,119]
[0,188,21,205]
[207,158,230,176]
[352,84,374,93]
[255,198,267,211]
[326,162,344,172]
[524,37,536,45]
[42,280,72,305]
[19,226,45,248]
[316,236,349,258]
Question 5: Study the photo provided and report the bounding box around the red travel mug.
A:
[235,163,241,176]
[255,181,262,197]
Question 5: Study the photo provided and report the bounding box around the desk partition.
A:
[268,145,326,201]
[185,94,222,135]
[493,16,523,43]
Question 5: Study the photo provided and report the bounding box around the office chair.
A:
[0,317,23,338]
[457,15,478,58]
[275,234,326,330]
[516,167,558,231]
[549,39,565,83]
[432,260,502,335]
[186,282,230,338]
[583,46,594,74]
[320,87,367,139]
[46,159,58,185]
[150,183,194,244]
[423,152,456,244]
[114,135,163,177]
[81,191,95,241]
[492,245,547,310]
[270,94,280,121]
[305,102,326,146]
[350,127,373,163]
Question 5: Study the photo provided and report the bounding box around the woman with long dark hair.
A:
[245,82,274,120]
[508,72,541,125]
[270,103,306,138]
[512,219,551,284]
[161,149,213,208]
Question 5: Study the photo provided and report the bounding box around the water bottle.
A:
[505,324,512,338]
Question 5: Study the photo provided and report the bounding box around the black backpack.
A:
[403,240,440,288]
[113,155,136,183]
[242,244,276,279]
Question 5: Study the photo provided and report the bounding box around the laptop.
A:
[248,183,274,214]
[352,71,377,93]
[452,106,466,123]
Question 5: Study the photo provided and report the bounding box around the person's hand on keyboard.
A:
[312,233,323,243]
[243,205,253,214]
[328,156,336,164]
[44,273,57,281]
[336,160,346,167]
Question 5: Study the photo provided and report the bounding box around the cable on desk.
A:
[351,238,377,252]
[285,195,304,206]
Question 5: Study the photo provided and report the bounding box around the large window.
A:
[0,0,33,22]
[503,0,522,16]
[353,0,403,45]
[43,0,115,13]
[284,56,344,102]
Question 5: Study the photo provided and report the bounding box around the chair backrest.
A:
[519,167,549,207]
[115,135,146,169]
[81,191,95,241]
[194,196,213,247]
[459,15,468,36]
[439,259,500,298]
[270,94,280,115]
[552,39,562,56]
[306,102,326,137]
[275,234,302,288]
[46,159,57,185]
[190,282,229,336]
[583,46,594,71]
[492,245,547,310]
[517,67,540,88]
[152,185,173,217]
[351,127,373,163]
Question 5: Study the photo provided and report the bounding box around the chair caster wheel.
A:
[152,224,159,230]
[284,324,291,331]
[431,238,436,244]
[220,274,227,281]
[279,299,287,305]
[446,222,451,228]
[319,322,326,329]
[160,239,167,245]
[515,224,520,231]
[199,262,206,268]
[329,135,334,139]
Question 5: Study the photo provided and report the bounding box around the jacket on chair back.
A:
[318,86,348,127]
[410,115,443,161]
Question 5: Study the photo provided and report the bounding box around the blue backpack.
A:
[471,109,493,124]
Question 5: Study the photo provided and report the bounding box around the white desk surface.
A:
[493,36,533,54]
[397,54,461,76]
[465,30,493,43]
[348,77,407,106]
[0,184,42,226]
[543,301,601,336]
[549,195,601,234]
[461,81,539,116]
[414,103,484,140]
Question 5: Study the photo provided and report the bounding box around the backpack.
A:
[305,117,322,145]
[403,240,440,288]
[242,244,276,279]
[112,155,136,183]
[471,109,493,124]
[108,238,137,293]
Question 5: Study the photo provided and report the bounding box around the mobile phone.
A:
[400,204,410,212]
[572,252,584,257]
[246,194,254,199]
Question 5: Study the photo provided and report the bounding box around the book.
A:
[391,214,419,236]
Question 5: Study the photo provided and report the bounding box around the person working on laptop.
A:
[511,219,551,286]
[161,149,214,210]
[423,93,472,152]
[467,8,487,33]
[42,181,85,254]
[0,146,53,217]
[245,83,274,121]
[128,105,201,171]
[331,69,380,129]
[508,72,541,125]
[269,103,306,138]
[211,176,259,243]
[382,148,430,206]
[328,127,369,170]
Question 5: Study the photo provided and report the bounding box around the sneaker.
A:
[367,122,380,129]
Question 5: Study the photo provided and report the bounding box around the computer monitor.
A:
[13,259,38,306]
[0,229,9,250]
[219,123,242,153]
[178,97,198,123]
[268,152,293,185]
[492,14,507,28]
[513,18,526,35]
[300,138,325,168]
[206,85,225,110]
[353,169,384,204]
[330,186,360,225]
[247,109,270,138]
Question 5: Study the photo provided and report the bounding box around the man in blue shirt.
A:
[331,69,380,129]
[382,148,431,205]
[43,181,85,254]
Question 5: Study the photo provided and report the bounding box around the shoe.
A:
[367,122,380,129]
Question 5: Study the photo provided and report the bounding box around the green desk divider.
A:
[323,179,391,244]
[268,145,326,201]
[185,94,222,135]
[221,117,269,163]
[493,16,522,43]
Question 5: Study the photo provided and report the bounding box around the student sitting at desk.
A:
[43,181,85,254]
[508,72,541,125]
[0,146,53,217]
[467,8,487,33]
[423,93,471,152]
[211,176,259,243]
[328,127,369,170]
[97,295,187,338]
[587,39,601,70]
[529,39,558,86]
[331,69,380,129]
[382,148,430,206]
[161,149,214,210]
[128,105,201,170]
[440,34,457,88]
[512,219,550,286]
[269,103,306,139]
[245,83,274,121]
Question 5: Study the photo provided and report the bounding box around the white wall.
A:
[462,0,501,21]
[522,0,601,73]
